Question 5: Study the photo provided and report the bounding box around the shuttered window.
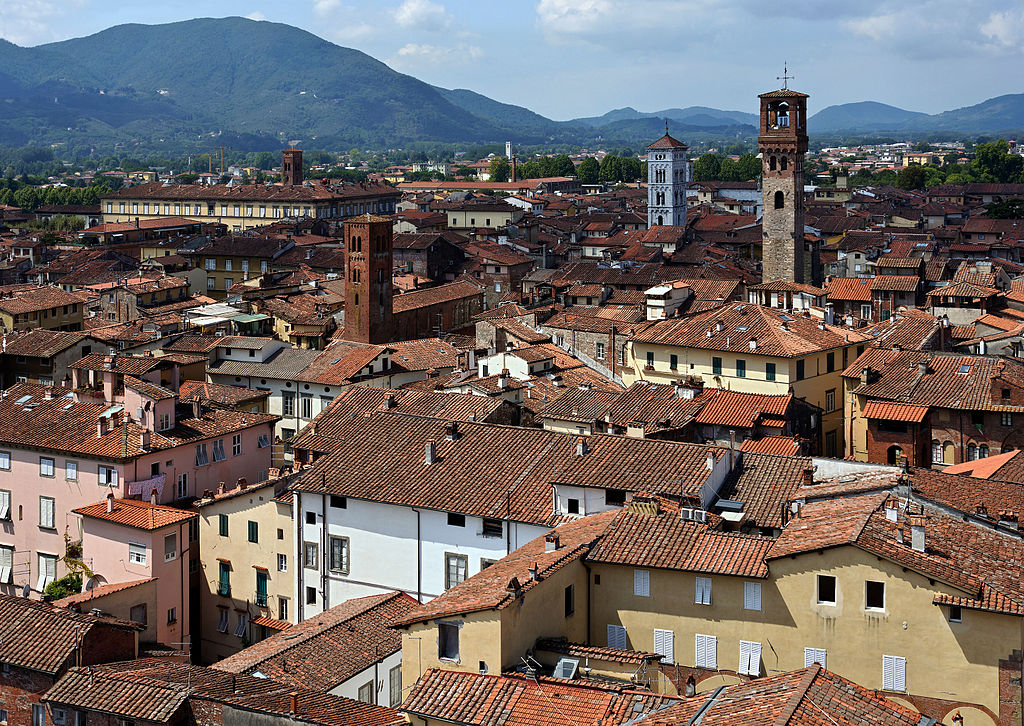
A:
[743,581,762,611]
[607,624,627,650]
[695,576,712,605]
[695,634,717,669]
[804,648,827,669]
[739,640,762,675]
[882,655,906,691]
[633,569,650,597]
[653,628,674,663]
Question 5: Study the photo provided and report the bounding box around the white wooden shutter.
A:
[804,648,826,669]
[740,641,761,675]
[739,640,751,674]
[882,655,906,691]
[634,569,650,597]
[653,628,674,663]
[695,576,712,605]
[695,634,717,669]
[744,581,761,611]
[607,624,627,650]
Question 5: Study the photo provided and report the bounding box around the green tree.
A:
[719,158,738,181]
[913,141,933,152]
[693,153,722,182]
[986,199,1024,219]
[576,157,599,184]
[598,155,623,183]
[455,165,475,177]
[895,164,928,190]
[488,157,510,183]
[549,154,576,177]
[735,153,762,181]
[13,186,40,211]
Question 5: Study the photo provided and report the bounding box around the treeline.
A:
[691,153,762,182]
[0,181,112,212]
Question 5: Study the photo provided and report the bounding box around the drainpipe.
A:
[320,492,327,611]
[412,507,423,603]
[583,559,593,647]
[295,490,303,623]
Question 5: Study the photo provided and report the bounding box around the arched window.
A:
[968,443,978,460]
[979,444,989,458]
[931,440,942,463]
[769,156,777,172]
[780,156,788,171]
[887,445,903,466]
[774,191,785,210]
[657,215,664,226]
[943,441,954,463]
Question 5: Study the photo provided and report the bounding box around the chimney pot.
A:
[576,439,588,457]
[528,561,540,581]
[150,488,158,505]
[425,440,437,465]
[910,520,926,552]
[106,492,114,513]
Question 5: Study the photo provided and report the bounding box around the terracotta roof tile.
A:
[861,400,929,423]
[74,498,197,530]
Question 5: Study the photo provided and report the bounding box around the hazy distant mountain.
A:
[808,101,929,132]
[431,86,572,142]
[572,106,758,129]
[925,94,1024,132]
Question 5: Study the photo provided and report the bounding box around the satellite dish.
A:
[21,583,30,598]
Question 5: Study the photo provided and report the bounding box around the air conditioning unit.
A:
[681,508,707,523]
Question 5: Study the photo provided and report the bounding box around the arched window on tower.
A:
[780,156,788,171]
[774,191,785,209]
[657,215,664,226]
[777,102,790,127]
[769,156,777,172]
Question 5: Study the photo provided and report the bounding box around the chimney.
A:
[425,440,437,465]
[860,367,872,385]
[705,454,715,471]
[150,488,158,505]
[545,534,560,552]
[217,481,226,495]
[238,477,248,490]
[106,492,114,513]
[192,397,201,419]
[909,516,926,552]
[289,692,299,714]
[917,361,928,376]
[43,387,53,400]
[801,466,814,488]
[445,422,460,441]
[97,417,106,438]
[497,369,509,390]
[140,429,150,450]
[575,439,588,457]
[527,561,540,581]
[381,394,396,410]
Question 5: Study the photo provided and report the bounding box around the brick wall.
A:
[0,668,54,726]
[80,625,137,666]
[865,421,928,466]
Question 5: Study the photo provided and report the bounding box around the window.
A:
[212,439,226,462]
[932,440,942,463]
[256,570,268,606]
[65,461,78,481]
[172,473,187,500]
[695,576,712,605]
[948,605,962,623]
[164,533,177,562]
[796,359,805,380]
[99,466,118,487]
[480,558,497,569]
[865,580,885,610]
[279,597,289,621]
[205,258,216,271]
[218,514,228,537]
[167,608,177,624]
[596,342,605,360]
[735,359,746,378]
[306,586,317,605]
[282,392,296,416]
[826,352,835,372]
[305,511,316,525]
[218,562,231,596]
[234,612,248,638]
[207,277,216,291]
[445,553,468,589]
[743,581,762,611]
[39,496,55,529]
[247,521,258,543]
[304,542,319,569]
[195,443,210,467]
[564,584,575,616]
[130,603,147,625]
[232,434,242,456]
[607,624,627,650]
[804,647,827,668]
[37,553,56,592]
[258,433,271,448]
[817,574,836,604]
[825,388,836,413]
[980,444,989,458]
[712,357,722,375]
[329,536,350,572]
[774,190,784,209]
[695,634,717,669]
[439,622,459,660]
[882,655,906,691]
[482,518,502,537]
[0,490,9,520]
[653,628,674,663]
[633,569,650,597]
[389,664,403,707]
[278,553,287,572]
[330,495,347,509]
[567,498,580,514]
[646,351,655,368]
[357,681,374,704]
[765,362,776,381]
[669,354,678,369]
[1003,412,1014,427]
[224,259,233,271]
[32,705,45,726]
[217,607,230,633]
[0,544,14,583]
[40,457,54,477]
[447,512,466,527]
[0,451,8,470]
[739,640,762,676]
[968,443,978,461]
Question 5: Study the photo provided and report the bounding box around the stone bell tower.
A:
[646,125,691,228]
[758,83,810,284]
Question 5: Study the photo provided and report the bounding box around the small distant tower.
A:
[646,126,691,228]
[282,148,303,186]
[758,73,814,283]
[505,141,517,183]
[343,214,394,343]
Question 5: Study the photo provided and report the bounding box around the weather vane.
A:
[778,63,794,90]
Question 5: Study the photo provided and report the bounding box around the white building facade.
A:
[647,132,692,228]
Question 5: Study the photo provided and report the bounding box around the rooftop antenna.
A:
[778,63,794,90]
[665,120,669,136]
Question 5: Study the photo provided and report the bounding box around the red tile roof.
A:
[738,436,801,456]
[52,578,155,607]
[694,390,793,428]
[74,498,197,530]
[861,400,929,423]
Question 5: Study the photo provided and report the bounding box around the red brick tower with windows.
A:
[282,148,303,187]
[758,86,813,284]
[343,214,394,343]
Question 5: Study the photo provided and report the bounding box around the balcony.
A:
[217,582,231,597]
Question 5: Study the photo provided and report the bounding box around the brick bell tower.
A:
[282,148,303,186]
[343,214,394,343]
[758,80,811,284]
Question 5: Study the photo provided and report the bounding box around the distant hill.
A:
[572,106,758,129]
[808,101,929,132]
[432,87,571,142]
[925,94,1024,132]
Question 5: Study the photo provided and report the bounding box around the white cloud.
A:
[391,42,482,67]
[393,0,451,31]
[310,1,375,42]
[980,9,1024,50]
[842,12,899,42]
[245,11,268,21]
[0,0,87,46]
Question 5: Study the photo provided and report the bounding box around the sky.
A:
[1,0,1022,121]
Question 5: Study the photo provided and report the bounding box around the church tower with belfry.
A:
[646,125,691,228]
[343,214,394,343]
[758,72,815,284]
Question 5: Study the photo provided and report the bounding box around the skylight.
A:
[958,364,971,374]
[15,395,32,405]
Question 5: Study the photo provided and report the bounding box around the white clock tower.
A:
[646,125,691,228]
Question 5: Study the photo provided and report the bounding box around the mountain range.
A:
[0,17,1022,153]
